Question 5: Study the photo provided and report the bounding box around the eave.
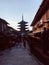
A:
[31,0,49,26]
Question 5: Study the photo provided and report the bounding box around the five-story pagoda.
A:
[18,15,28,37]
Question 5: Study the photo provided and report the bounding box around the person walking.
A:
[41,27,49,55]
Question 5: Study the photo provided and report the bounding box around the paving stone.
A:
[0,45,43,65]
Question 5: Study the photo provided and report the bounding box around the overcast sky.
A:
[0,0,42,30]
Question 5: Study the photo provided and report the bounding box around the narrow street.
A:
[0,43,43,65]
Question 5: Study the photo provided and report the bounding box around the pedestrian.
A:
[23,37,26,48]
[41,27,49,55]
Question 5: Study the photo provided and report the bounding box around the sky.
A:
[0,0,42,30]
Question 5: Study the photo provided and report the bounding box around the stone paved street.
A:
[0,45,43,65]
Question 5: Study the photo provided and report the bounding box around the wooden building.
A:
[31,0,49,34]
[0,18,18,50]
[27,0,49,64]
[0,18,9,32]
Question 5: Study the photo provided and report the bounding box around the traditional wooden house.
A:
[5,26,19,47]
[31,0,49,34]
[27,0,49,49]
[0,18,9,32]
[0,18,18,50]
[30,0,49,48]
[0,18,9,50]
[27,0,49,64]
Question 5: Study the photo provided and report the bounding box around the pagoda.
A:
[18,15,28,36]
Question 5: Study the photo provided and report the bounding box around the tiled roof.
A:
[31,0,49,26]
[0,18,9,24]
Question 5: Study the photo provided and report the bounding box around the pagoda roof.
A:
[18,24,28,26]
[18,20,28,24]
[0,18,9,24]
[17,27,28,29]
[18,27,27,29]
[31,0,49,26]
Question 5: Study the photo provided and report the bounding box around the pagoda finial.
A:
[22,14,23,21]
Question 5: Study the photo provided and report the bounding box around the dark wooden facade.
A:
[28,0,49,65]
[0,18,18,50]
